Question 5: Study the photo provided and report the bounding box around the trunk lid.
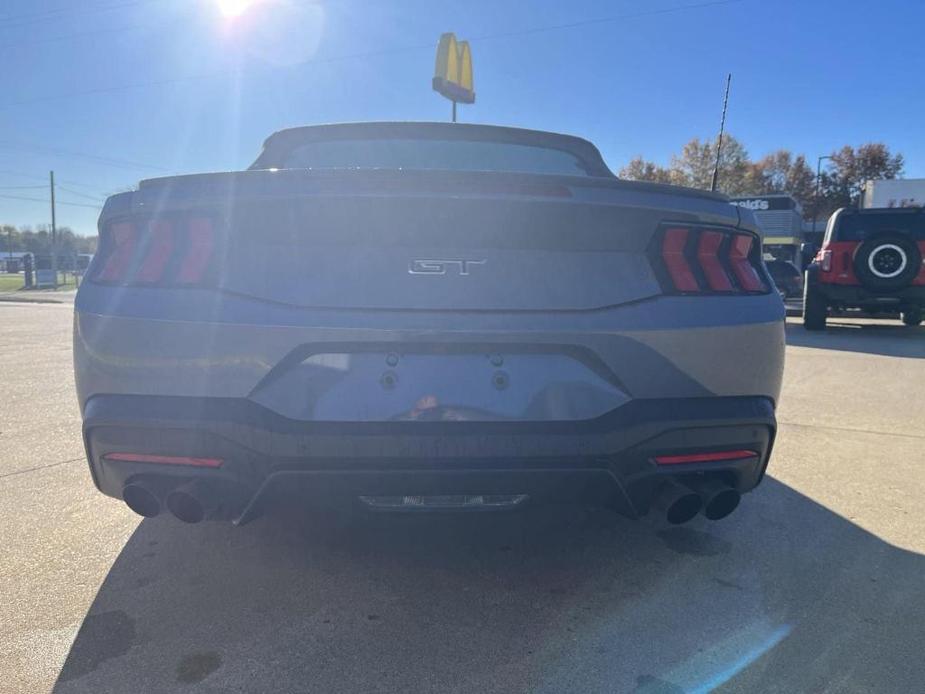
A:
[134,169,740,311]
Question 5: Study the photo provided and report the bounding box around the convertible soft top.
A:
[249,121,615,178]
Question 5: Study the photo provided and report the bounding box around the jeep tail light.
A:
[819,249,832,272]
[91,216,215,286]
[655,225,768,294]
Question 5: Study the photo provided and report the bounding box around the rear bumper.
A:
[83,394,776,523]
[809,270,925,308]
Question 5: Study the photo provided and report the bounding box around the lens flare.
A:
[215,0,258,18]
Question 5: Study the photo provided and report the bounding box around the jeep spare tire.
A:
[852,233,921,291]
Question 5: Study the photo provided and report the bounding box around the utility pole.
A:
[710,73,732,193]
[50,170,58,287]
[452,100,457,123]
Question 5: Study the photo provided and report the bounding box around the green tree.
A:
[618,156,675,184]
[620,134,751,193]
[745,151,816,210]
[667,134,751,195]
[818,143,904,218]
[618,139,905,222]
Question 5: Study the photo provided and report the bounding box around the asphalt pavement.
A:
[1,304,923,693]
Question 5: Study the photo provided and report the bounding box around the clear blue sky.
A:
[1,0,922,236]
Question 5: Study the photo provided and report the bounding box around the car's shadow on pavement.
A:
[785,321,924,358]
[53,477,924,694]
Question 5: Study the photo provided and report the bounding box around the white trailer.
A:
[861,179,925,209]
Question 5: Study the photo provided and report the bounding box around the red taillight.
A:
[93,216,215,286]
[728,234,766,291]
[657,226,767,294]
[135,220,174,283]
[661,227,699,292]
[175,218,214,284]
[103,452,224,467]
[654,449,758,465]
[95,222,138,282]
[819,249,833,272]
[697,230,734,291]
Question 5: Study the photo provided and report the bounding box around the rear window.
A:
[280,138,593,176]
[833,211,925,241]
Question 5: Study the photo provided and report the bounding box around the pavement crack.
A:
[0,456,83,480]
[779,420,925,441]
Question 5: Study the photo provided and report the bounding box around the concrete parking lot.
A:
[1,303,923,693]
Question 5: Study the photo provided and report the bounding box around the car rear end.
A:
[74,123,784,527]
[803,207,925,329]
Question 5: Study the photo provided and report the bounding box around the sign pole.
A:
[452,100,457,123]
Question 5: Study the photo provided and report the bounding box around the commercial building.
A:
[861,179,925,209]
[729,195,804,264]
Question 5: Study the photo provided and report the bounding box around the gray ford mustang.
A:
[74,122,784,526]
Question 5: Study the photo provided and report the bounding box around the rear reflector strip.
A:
[103,453,224,468]
[654,449,758,465]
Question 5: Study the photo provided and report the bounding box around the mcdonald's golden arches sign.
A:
[432,33,475,104]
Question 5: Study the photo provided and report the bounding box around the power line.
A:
[0,184,47,190]
[0,193,101,209]
[0,0,151,30]
[1,0,745,110]
[0,141,168,172]
[0,169,108,192]
[0,20,178,50]
[55,185,106,202]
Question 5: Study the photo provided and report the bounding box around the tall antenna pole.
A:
[710,73,732,193]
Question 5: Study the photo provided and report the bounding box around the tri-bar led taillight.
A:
[92,216,216,286]
[655,225,768,294]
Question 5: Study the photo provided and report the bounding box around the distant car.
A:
[765,259,803,299]
[803,207,925,329]
[74,122,784,529]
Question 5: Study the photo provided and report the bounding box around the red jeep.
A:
[803,207,925,329]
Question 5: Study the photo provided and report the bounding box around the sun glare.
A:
[216,0,258,18]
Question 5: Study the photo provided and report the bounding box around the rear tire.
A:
[902,307,923,326]
[803,282,827,331]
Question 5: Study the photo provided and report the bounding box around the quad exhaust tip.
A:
[652,478,742,524]
[653,480,703,525]
[165,480,216,524]
[122,482,162,518]
[122,479,218,523]
[694,479,741,521]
